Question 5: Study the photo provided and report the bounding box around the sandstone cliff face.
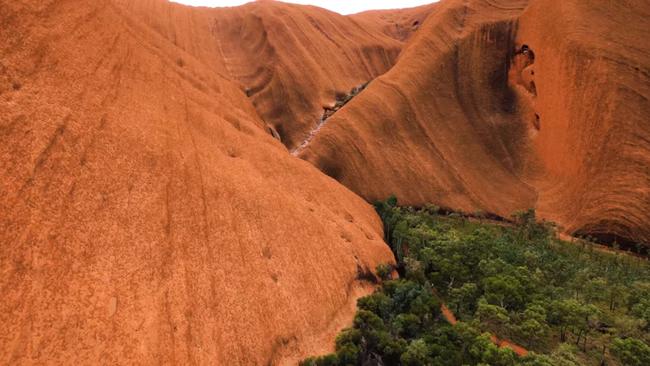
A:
[1,0,649,364]
[0,1,394,364]
[298,0,650,247]
[117,0,417,149]
[515,0,650,246]
[300,0,537,218]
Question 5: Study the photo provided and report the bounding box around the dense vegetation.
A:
[302,198,650,365]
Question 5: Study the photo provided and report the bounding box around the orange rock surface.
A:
[301,0,537,218]
[1,0,648,364]
[299,0,650,247]
[0,1,395,364]
[515,0,650,247]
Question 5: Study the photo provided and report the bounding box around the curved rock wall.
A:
[516,0,650,246]
[298,0,650,246]
[1,0,648,364]
[0,1,393,364]
[299,0,537,218]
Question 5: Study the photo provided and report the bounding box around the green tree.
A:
[335,328,361,350]
[404,257,426,283]
[583,277,607,303]
[392,313,421,338]
[300,354,339,366]
[611,337,650,366]
[514,304,550,347]
[450,282,479,316]
[468,333,517,366]
[546,344,582,366]
[477,299,510,334]
[400,339,431,366]
[376,263,393,281]
[573,303,599,351]
[631,298,650,330]
[606,282,627,311]
[482,274,526,310]
[335,343,359,366]
[357,292,392,320]
[547,299,582,342]
[628,281,650,330]
[518,353,555,366]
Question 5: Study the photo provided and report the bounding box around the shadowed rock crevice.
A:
[292,81,370,156]
[206,2,411,150]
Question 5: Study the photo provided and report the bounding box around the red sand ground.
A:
[1,0,648,364]
[440,303,458,325]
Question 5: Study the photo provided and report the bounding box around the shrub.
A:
[299,354,338,366]
[376,263,393,281]
[611,337,650,366]
[302,198,650,365]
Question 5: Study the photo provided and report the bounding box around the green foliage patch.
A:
[302,198,649,365]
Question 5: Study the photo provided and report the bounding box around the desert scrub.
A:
[301,198,649,366]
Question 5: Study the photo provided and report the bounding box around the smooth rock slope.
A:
[1,0,649,364]
[0,1,395,364]
[298,0,650,247]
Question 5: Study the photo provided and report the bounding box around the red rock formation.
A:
[117,0,410,149]
[298,0,650,247]
[515,0,650,247]
[0,1,394,364]
[300,0,537,218]
[1,0,648,364]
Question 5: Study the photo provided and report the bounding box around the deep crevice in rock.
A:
[291,81,370,155]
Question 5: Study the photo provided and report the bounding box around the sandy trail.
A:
[440,301,529,356]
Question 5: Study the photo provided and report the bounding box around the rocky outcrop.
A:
[299,0,537,218]
[0,1,394,364]
[515,0,650,247]
[1,0,648,364]
[292,82,370,156]
[298,0,650,248]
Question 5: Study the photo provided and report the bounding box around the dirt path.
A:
[440,303,457,325]
[439,303,529,357]
[493,336,529,357]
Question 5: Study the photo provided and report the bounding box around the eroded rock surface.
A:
[1,0,649,364]
[0,1,394,364]
[298,0,650,248]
